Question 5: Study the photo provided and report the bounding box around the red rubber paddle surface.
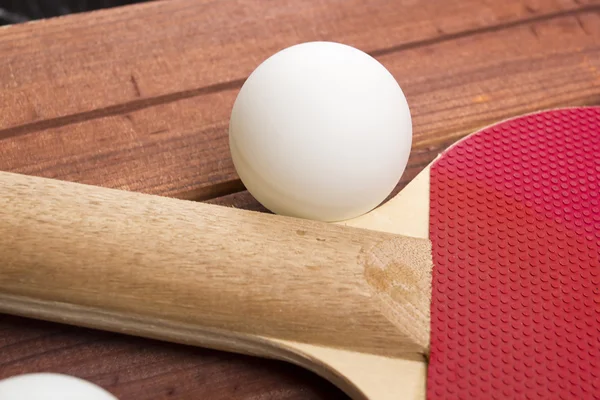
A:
[427,107,600,399]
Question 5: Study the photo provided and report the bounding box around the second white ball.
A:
[0,373,117,400]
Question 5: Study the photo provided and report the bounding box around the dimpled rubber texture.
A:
[427,107,600,399]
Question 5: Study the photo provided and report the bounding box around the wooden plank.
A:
[0,315,347,399]
[1,0,593,130]
[1,7,598,201]
[0,90,241,200]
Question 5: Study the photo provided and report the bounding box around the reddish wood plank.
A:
[0,0,594,130]
[0,90,240,199]
[0,315,347,399]
[1,8,598,201]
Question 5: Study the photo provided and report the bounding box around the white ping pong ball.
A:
[0,373,118,400]
[229,41,412,222]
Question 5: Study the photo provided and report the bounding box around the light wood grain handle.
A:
[0,171,431,359]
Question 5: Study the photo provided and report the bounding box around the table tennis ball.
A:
[230,41,412,222]
[0,373,118,400]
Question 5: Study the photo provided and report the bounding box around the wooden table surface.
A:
[0,0,599,398]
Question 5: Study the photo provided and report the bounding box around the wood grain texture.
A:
[0,0,598,200]
[1,0,592,128]
[0,314,347,399]
[1,0,600,399]
[0,170,432,358]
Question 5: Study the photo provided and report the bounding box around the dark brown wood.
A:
[0,315,347,399]
[0,0,599,398]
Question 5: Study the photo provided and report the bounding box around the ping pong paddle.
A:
[0,107,598,399]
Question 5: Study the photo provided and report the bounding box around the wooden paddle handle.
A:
[0,171,431,358]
